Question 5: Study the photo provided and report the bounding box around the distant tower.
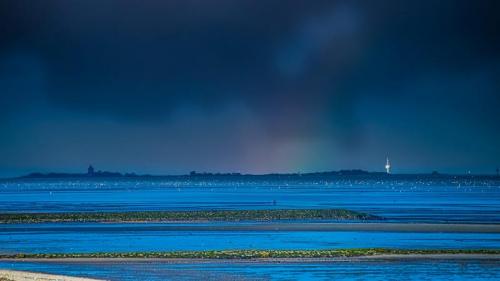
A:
[87,165,95,176]
[385,157,391,174]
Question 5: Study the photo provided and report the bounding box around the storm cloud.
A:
[0,0,499,176]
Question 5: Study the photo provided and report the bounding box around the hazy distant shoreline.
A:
[6,169,500,181]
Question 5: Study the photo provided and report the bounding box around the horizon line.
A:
[3,168,499,180]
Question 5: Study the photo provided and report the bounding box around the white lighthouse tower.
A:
[385,157,391,174]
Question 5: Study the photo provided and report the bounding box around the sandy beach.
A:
[0,270,104,281]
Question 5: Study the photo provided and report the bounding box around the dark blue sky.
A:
[1,0,499,176]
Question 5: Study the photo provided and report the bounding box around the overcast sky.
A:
[1,0,499,177]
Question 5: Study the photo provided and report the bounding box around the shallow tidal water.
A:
[1,178,499,223]
[0,223,499,253]
[0,260,499,281]
[1,178,499,280]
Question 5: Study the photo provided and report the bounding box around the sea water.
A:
[1,178,499,222]
[0,260,499,281]
[0,178,499,280]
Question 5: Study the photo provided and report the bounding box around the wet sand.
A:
[240,222,500,233]
[6,222,497,233]
[143,222,500,233]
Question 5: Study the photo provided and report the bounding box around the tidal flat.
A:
[0,209,376,224]
[3,249,500,260]
[1,259,499,281]
[1,179,499,280]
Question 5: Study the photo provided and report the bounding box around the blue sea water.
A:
[0,223,499,254]
[0,178,499,280]
[0,260,499,281]
[1,178,499,222]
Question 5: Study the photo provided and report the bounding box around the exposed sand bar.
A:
[0,270,105,281]
[235,222,500,233]
[3,249,499,261]
[0,209,376,224]
[142,222,500,233]
[2,255,500,264]
[3,223,498,233]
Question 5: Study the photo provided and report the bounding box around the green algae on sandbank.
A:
[0,209,379,223]
[4,249,500,260]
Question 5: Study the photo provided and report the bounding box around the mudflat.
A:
[2,254,500,264]
[3,222,497,233]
